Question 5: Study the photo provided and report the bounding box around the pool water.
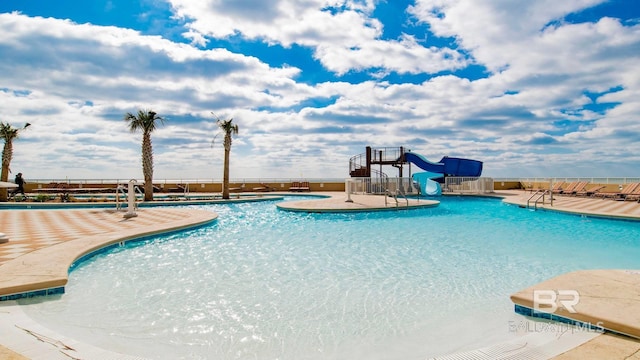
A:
[19,197,640,359]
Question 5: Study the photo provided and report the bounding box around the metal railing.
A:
[350,177,419,196]
[527,190,552,210]
[349,147,405,175]
[380,183,409,208]
[384,188,399,207]
[115,182,144,211]
[115,184,126,210]
[443,177,494,194]
[398,184,410,201]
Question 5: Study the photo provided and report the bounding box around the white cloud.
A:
[1,1,640,180]
[408,0,604,71]
[0,13,332,179]
[168,0,469,75]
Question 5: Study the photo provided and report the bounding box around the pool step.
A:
[429,325,599,359]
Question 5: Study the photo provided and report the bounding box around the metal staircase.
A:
[349,146,407,178]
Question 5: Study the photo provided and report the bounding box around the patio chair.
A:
[252,183,274,192]
[600,183,640,200]
[550,181,566,194]
[556,181,579,195]
[623,184,640,202]
[168,184,186,193]
[575,185,605,197]
[563,181,588,196]
[289,181,302,192]
[229,184,245,193]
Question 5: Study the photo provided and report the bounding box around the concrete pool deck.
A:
[0,191,639,359]
[277,192,440,212]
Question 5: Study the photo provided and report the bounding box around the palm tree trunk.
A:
[0,141,13,202]
[142,133,154,201]
[222,143,230,200]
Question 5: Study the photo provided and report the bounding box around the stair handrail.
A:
[385,188,399,207]
[115,183,124,210]
[349,153,366,174]
[349,146,408,177]
[527,190,542,208]
[396,182,409,206]
[527,189,550,210]
[134,185,144,204]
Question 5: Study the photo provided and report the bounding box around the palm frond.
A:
[124,109,165,134]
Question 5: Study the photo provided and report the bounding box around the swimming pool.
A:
[18,196,640,359]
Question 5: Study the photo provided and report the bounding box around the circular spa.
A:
[18,196,640,359]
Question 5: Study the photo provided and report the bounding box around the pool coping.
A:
[276,193,440,212]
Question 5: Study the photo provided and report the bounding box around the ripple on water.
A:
[19,197,640,359]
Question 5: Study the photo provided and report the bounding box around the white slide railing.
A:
[444,177,494,194]
[349,177,420,196]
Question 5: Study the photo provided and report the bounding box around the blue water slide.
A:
[439,156,483,177]
[403,153,444,196]
[403,152,483,196]
[404,152,444,173]
[412,171,443,196]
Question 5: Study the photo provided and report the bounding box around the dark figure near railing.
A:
[14,173,25,195]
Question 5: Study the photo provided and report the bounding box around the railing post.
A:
[124,179,138,219]
[345,178,353,203]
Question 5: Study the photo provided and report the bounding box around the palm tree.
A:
[124,109,165,201]
[216,115,239,200]
[0,122,30,201]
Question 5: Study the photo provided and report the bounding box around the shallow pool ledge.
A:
[277,193,439,213]
[0,208,218,301]
[510,269,640,339]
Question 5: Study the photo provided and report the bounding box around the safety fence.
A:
[347,177,419,196]
[444,177,494,194]
[348,176,495,195]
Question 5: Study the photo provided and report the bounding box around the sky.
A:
[0,0,639,181]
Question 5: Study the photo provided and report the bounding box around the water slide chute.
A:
[403,152,483,196]
[403,153,443,196]
[412,171,443,196]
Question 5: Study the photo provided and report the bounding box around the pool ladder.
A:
[385,187,409,207]
[527,189,552,210]
[115,183,144,211]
